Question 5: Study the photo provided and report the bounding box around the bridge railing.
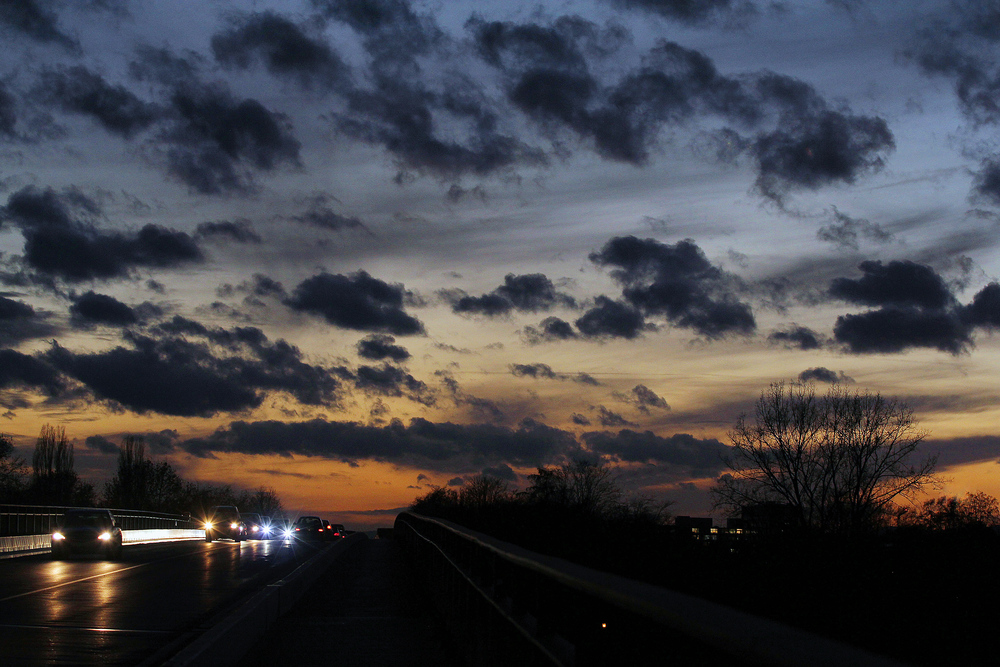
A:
[394,511,908,667]
[0,504,196,536]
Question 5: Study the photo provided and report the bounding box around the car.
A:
[290,515,325,540]
[203,505,245,542]
[51,509,123,560]
[241,512,266,540]
[325,521,347,539]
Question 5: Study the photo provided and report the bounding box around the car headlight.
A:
[283,529,293,539]
[99,532,112,541]
[52,532,65,541]
[230,522,239,530]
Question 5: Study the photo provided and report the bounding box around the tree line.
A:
[0,426,281,518]
[409,383,999,667]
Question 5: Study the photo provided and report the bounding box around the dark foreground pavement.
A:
[246,537,464,666]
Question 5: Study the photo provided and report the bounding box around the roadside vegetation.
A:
[0,427,281,518]
[410,383,999,666]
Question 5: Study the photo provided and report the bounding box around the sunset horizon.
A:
[1,0,998,530]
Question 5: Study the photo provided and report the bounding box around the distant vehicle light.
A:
[52,532,65,541]
[230,522,239,530]
[204,522,214,530]
[283,529,293,538]
[99,532,112,541]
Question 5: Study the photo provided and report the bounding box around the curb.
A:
[160,533,365,667]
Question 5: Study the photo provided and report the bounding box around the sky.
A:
[0,0,998,529]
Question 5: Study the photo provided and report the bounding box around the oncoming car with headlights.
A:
[51,509,124,560]
[241,512,266,540]
[202,505,245,542]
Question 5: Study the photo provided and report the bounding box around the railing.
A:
[394,512,909,667]
[0,504,196,536]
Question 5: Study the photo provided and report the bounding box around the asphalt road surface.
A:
[0,538,323,666]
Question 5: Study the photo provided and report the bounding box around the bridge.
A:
[0,507,909,666]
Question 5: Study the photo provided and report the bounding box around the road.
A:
[0,537,323,666]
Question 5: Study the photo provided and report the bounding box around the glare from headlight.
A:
[283,529,293,539]
[230,522,239,530]
[204,522,214,530]
[52,532,65,541]
[99,532,112,541]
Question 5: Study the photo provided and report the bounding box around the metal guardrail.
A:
[0,529,206,557]
[1,504,196,537]
[394,512,910,667]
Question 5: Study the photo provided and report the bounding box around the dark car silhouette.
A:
[51,509,123,560]
[291,516,325,540]
[241,512,266,540]
[203,505,245,542]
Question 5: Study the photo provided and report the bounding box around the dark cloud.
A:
[286,270,424,335]
[36,65,158,138]
[768,325,824,350]
[972,158,1000,206]
[590,236,754,338]
[195,219,262,244]
[69,291,138,327]
[962,282,1000,329]
[817,207,894,250]
[0,81,16,136]
[751,109,894,204]
[1,186,203,282]
[289,199,369,233]
[582,429,728,479]
[510,362,557,380]
[176,416,581,470]
[797,367,854,384]
[575,296,649,339]
[481,463,518,482]
[163,87,302,195]
[0,0,78,50]
[0,296,58,345]
[45,321,344,416]
[211,11,347,90]
[829,260,955,310]
[833,306,971,355]
[314,5,545,179]
[522,316,578,344]
[571,413,591,426]
[907,27,1000,126]
[450,273,576,317]
[128,46,302,195]
[601,0,754,24]
[929,435,1000,469]
[614,384,670,412]
[357,333,410,362]
[220,274,286,301]
[334,74,546,180]
[437,371,505,423]
[595,405,635,427]
[0,348,64,396]
[84,434,119,455]
[471,17,891,199]
[314,0,445,66]
[355,363,433,405]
